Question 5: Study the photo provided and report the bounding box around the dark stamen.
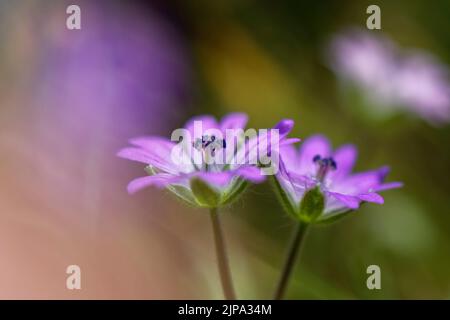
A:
[313,155,337,182]
[330,159,337,170]
[193,135,227,154]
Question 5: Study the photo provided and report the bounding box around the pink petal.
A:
[127,174,175,194]
[332,168,384,194]
[279,144,298,173]
[234,166,266,183]
[358,192,384,204]
[117,147,154,164]
[373,181,403,192]
[298,135,332,176]
[328,192,360,209]
[220,113,248,131]
[329,144,357,181]
[194,172,233,187]
[274,119,295,139]
[117,147,179,174]
[184,115,220,137]
[129,136,174,151]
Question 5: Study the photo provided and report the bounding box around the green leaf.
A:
[190,177,221,208]
[299,186,324,223]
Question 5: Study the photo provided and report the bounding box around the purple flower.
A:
[329,29,450,124]
[276,135,402,222]
[118,113,299,207]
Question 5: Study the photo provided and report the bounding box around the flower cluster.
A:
[118,113,401,220]
[118,112,402,300]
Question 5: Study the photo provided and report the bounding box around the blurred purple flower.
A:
[329,29,450,124]
[118,113,299,207]
[24,2,192,222]
[277,135,402,220]
[394,54,450,122]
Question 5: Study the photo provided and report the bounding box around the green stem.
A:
[273,221,309,300]
[210,208,236,300]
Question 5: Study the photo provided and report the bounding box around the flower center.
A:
[193,135,226,157]
[313,154,337,182]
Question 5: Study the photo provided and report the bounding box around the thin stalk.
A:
[273,221,309,300]
[210,208,236,300]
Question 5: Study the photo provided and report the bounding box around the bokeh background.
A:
[0,0,449,299]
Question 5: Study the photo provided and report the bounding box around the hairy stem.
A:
[210,208,236,300]
[273,221,309,300]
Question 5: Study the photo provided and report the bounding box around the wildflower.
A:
[272,134,402,300]
[275,134,402,223]
[118,113,298,208]
[118,112,299,300]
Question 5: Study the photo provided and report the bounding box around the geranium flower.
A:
[118,112,300,300]
[275,134,402,223]
[118,113,298,208]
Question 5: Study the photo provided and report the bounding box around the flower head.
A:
[275,135,402,223]
[118,113,299,208]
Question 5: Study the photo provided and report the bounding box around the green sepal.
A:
[298,186,325,223]
[220,178,249,206]
[145,165,197,207]
[271,176,298,218]
[144,165,156,175]
[190,177,221,208]
[166,185,198,207]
